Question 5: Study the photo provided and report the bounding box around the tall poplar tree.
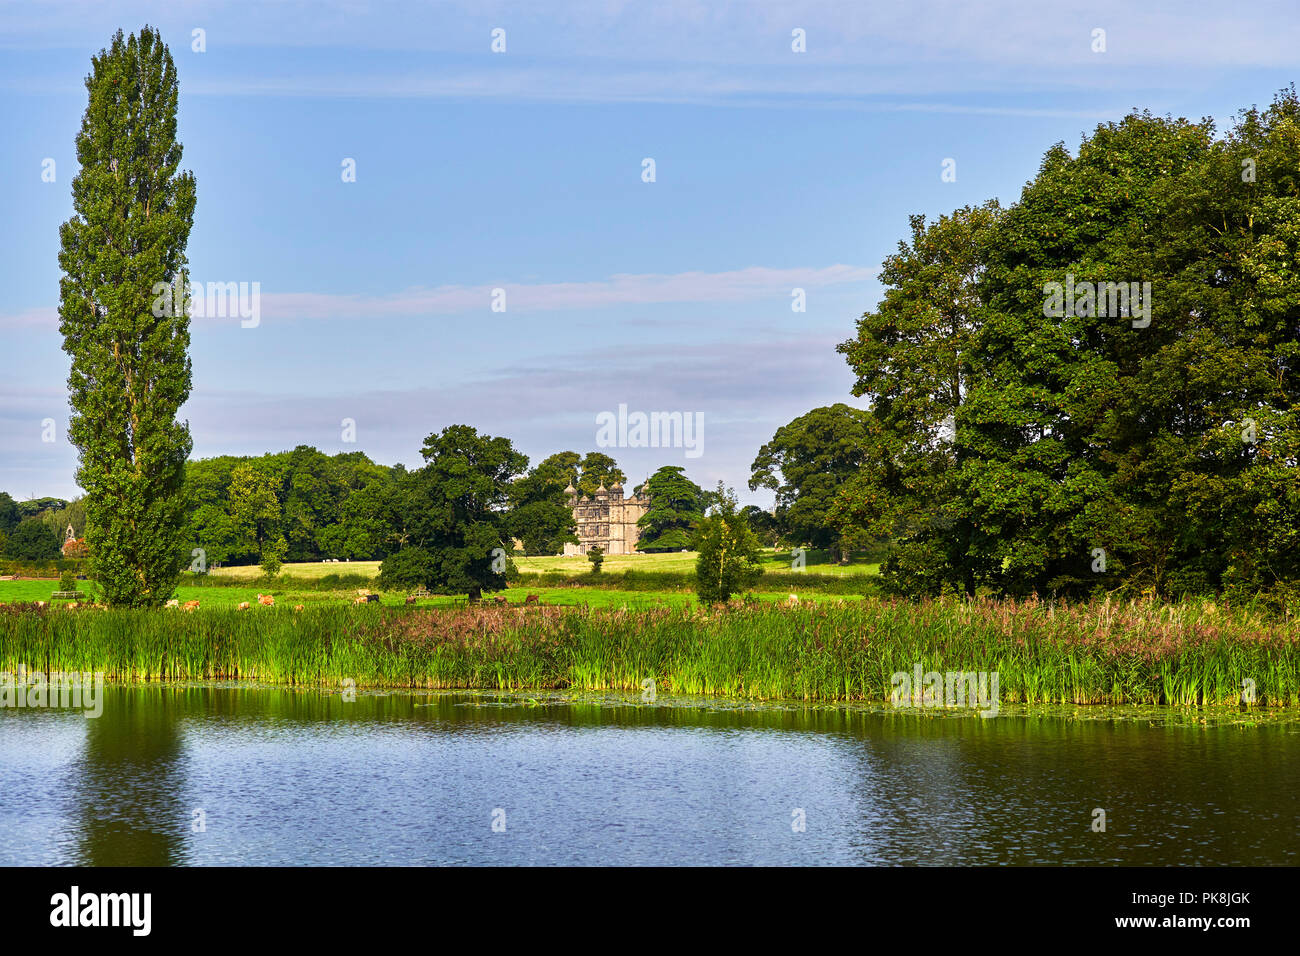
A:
[58,27,197,606]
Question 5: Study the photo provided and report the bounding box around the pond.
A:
[1,685,1296,865]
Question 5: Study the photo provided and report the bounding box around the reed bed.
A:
[1,597,1297,706]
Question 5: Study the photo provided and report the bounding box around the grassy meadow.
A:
[200,548,881,581]
[0,576,860,611]
[0,548,879,610]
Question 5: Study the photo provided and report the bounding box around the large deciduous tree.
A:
[575,452,626,497]
[749,403,878,562]
[962,112,1219,597]
[0,493,19,535]
[58,27,197,606]
[834,203,1001,593]
[228,465,283,565]
[836,90,1300,603]
[3,519,63,562]
[380,425,527,600]
[506,451,581,555]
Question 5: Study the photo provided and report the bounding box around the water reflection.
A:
[74,687,186,865]
[0,685,1295,866]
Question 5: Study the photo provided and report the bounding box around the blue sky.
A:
[2,0,1297,502]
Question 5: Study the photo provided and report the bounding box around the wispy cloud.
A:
[0,333,853,499]
[180,68,1131,117]
[0,307,58,329]
[169,333,858,500]
[1,264,875,328]
[3,0,1295,105]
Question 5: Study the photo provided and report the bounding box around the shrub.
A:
[695,497,764,604]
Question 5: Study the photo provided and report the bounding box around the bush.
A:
[695,498,764,604]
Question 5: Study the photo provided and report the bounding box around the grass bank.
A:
[2,598,1297,706]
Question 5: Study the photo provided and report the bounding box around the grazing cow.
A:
[258,594,274,607]
[293,604,304,612]
[353,596,369,605]
[165,599,180,609]
[493,596,508,605]
[524,594,539,605]
[182,600,200,612]
[405,595,417,605]
[237,602,250,611]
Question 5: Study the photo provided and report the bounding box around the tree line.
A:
[756,88,1300,604]
[0,494,85,561]
[179,444,717,567]
[0,446,726,570]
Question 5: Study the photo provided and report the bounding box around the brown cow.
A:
[258,594,274,607]
[237,602,250,611]
[524,594,539,605]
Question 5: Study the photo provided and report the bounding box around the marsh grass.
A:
[2,596,1296,706]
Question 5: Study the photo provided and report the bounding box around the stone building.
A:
[563,480,650,556]
[61,523,87,559]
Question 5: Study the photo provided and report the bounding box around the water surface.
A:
[1,685,1295,865]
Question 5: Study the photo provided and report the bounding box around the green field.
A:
[0,577,860,611]
[515,548,881,577]
[0,547,878,610]
[201,548,880,581]
[209,560,382,581]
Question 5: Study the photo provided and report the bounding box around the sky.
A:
[1,0,1297,504]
